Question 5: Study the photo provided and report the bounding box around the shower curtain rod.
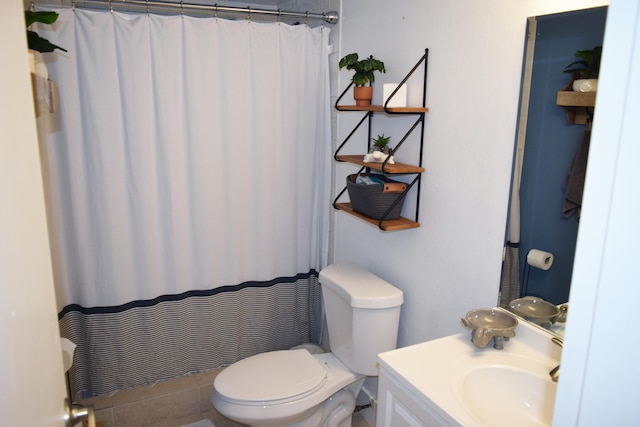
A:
[65,0,339,24]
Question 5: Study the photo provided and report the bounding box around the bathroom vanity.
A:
[376,311,562,427]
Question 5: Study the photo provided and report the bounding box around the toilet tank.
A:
[319,263,403,376]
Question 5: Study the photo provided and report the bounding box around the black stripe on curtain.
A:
[59,271,322,400]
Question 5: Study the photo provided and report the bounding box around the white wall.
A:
[337,1,640,424]
[334,0,608,346]
[1,0,67,423]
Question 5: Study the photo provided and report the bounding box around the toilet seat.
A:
[213,351,364,426]
[215,349,327,405]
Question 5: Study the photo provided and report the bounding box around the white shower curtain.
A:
[35,8,331,397]
[38,9,330,309]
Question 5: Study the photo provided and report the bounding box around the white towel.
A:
[562,128,591,220]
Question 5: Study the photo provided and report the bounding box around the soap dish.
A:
[461,308,518,349]
[509,297,561,327]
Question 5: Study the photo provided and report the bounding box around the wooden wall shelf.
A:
[334,203,420,231]
[335,155,424,174]
[335,105,429,114]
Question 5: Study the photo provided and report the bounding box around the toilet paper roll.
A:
[527,249,554,270]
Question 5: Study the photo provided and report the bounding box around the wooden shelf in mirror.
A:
[556,91,596,124]
[336,154,424,174]
[334,202,420,231]
[556,77,596,124]
[556,91,596,107]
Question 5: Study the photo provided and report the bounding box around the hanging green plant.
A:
[25,11,67,53]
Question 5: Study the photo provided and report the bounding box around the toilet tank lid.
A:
[319,263,403,309]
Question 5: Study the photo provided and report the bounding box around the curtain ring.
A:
[109,0,113,13]
[214,3,218,19]
[277,9,281,24]
[180,0,184,15]
[247,6,252,22]
[30,1,35,12]
[146,0,149,14]
[71,0,76,11]
[305,11,309,26]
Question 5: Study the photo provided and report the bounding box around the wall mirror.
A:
[499,6,608,336]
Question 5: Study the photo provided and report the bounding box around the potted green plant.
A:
[339,53,385,106]
[363,134,394,164]
[370,134,391,154]
[564,46,601,92]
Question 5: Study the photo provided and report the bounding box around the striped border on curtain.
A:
[499,242,521,307]
[59,271,322,399]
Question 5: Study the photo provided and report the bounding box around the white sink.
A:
[377,309,562,426]
[451,353,557,426]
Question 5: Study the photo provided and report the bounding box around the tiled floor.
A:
[78,367,371,427]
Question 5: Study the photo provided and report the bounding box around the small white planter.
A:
[572,78,598,92]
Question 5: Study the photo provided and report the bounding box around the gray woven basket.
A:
[346,173,407,220]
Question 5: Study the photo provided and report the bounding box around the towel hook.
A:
[586,108,594,130]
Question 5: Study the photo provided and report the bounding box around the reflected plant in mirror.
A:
[564,45,602,79]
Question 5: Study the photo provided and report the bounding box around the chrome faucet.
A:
[549,336,563,382]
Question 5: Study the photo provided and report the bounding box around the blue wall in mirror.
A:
[519,7,607,304]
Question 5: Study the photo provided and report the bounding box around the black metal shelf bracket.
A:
[377,174,421,230]
[379,115,424,173]
[383,48,429,113]
[331,170,421,230]
[334,112,373,162]
[332,166,366,209]
[335,81,354,110]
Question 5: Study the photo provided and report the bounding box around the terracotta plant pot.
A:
[353,86,373,106]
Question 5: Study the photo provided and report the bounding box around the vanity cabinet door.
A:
[377,367,452,427]
[379,388,427,426]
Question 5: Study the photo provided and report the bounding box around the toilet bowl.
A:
[212,263,403,427]
[213,350,363,427]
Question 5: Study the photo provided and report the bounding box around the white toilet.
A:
[212,262,404,427]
